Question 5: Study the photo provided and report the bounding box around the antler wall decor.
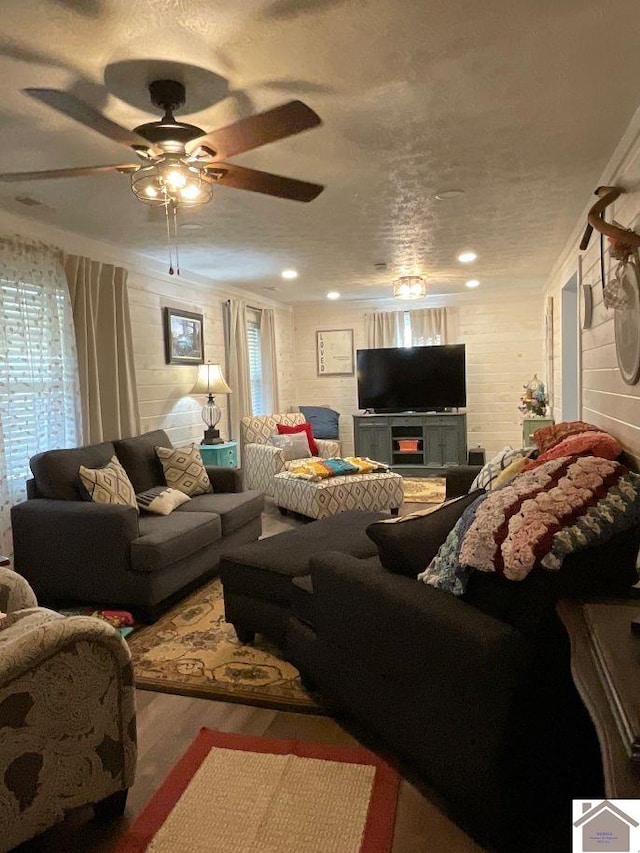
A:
[579,185,640,254]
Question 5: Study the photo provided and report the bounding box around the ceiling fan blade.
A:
[209,162,323,202]
[187,100,321,160]
[0,164,138,182]
[23,88,156,153]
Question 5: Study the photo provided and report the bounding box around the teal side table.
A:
[199,441,238,468]
[522,417,554,449]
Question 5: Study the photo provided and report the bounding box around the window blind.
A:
[246,308,264,415]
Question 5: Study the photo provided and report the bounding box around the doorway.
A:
[561,272,579,421]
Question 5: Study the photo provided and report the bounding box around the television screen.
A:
[356,344,466,412]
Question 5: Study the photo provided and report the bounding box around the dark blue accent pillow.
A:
[299,406,340,439]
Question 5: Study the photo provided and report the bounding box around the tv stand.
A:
[353,412,467,476]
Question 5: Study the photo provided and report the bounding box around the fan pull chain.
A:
[172,203,181,276]
[164,201,175,275]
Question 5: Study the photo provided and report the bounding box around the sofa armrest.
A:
[0,612,137,829]
[308,552,530,694]
[242,443,286,495]
[205,465,243,493]
[10,500,139,600]
[445,465,482,498]
[0,567,38,613]
[316,438,341,458]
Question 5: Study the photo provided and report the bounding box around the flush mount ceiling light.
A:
[465,279,480,288]
[281,269,299,279]
[326,291,340,300]
[393,275,427,300]
[457,251,477,264]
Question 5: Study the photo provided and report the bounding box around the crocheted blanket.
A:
[419,455,640,594]
[286,456,389,481]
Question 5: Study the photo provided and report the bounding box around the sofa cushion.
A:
[132,511,222,572]
[366,492,482,577]
[113,430,171,493]
[29,442,116,501]
[299,406,340,440]
[79,455,138,510]
[136,486,191,515]
[276,422,319,456]
[155,444,213,496]
[176,490,264,536]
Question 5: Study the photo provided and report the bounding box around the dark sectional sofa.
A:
[11,429,264,617]
[220,463,640,852]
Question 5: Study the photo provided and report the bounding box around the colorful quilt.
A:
[419,455,640,593]
[286,456,389,481]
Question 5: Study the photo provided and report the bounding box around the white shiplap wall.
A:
[292,287,545,457]
[544,107,640,469]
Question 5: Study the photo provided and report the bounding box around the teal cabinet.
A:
[199,441,238,468]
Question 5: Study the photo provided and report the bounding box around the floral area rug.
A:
[127,578,324,714]
[402,477,446,504]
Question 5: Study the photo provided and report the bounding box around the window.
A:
[402,312,441,347]
[0,241,80,545]
[246,308,264,415]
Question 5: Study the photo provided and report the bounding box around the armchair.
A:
[240,413,341,496]
[0,567,136,852]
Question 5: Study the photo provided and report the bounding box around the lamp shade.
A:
[190,363,232,396]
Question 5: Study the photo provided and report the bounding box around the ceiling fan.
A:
[0,79,324,205]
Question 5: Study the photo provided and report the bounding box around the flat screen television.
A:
[356,344,466,413]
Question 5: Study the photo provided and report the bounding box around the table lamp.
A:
[190,363,232,444]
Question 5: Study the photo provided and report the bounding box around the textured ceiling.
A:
[1,0,639,302]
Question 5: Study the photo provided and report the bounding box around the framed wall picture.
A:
[164,307,204,365]
[316,329,354,376]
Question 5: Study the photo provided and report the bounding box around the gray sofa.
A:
[11,430,264,618]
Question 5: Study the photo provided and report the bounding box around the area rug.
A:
[128,578,323,714]
[402,476,446,504]
[115,728,400,853]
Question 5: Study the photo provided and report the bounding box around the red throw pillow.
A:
[276,422,319,456]
[532,420,600,453]
[522,430,623,472]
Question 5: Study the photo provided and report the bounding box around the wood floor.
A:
[15,498,486,853]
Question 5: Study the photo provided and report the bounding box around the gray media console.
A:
[353,412,467,477]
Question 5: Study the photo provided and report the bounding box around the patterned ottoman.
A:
[273,470,404,520]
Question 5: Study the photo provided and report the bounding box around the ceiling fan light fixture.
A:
[130,161,213,207]
[393,275,427,300]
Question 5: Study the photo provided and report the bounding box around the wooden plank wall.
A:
[545,128,640,470]
[292,287,545,457]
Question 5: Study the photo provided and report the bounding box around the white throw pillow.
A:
[136,486,191,515]
[267,432,312,461]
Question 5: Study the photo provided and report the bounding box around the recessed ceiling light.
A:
[178,222,204,231]
[465,279,480,289]
[326,291,340,300]
[281,269,298,280]
[435,190,465,201]
[457,251,477,264]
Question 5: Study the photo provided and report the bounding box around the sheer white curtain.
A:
[364,311,404,347]
[409,307,457,345]
[64,255,140,442]
[260,308,280,414]
[225,299,252,438]
[0,237,81,555]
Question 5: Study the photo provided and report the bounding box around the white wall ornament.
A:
[614,261,640,385]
